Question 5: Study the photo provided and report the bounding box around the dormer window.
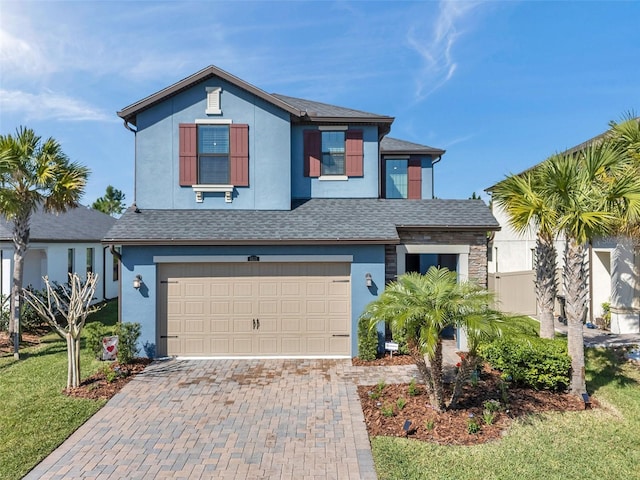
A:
[206,87,222,115]
[385,159,408,198]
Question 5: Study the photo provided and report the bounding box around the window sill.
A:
[318,175,348,181]
[192,184,234,203]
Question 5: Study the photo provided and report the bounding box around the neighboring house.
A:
[487,125,640,334]
[0,206,119,302]
[104,65,499,358]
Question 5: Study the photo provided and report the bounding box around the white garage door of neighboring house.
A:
[157,262,351,357]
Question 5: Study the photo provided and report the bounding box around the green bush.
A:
[358,315,379,361]
[84,322,112,359]
[390,322,410,355]
[479,337,571,391]
[115,322,141,364]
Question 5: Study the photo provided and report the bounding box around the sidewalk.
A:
[554,322,640,348]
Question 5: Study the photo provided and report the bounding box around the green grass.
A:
[0,300,118,480]
[371,347,640,480]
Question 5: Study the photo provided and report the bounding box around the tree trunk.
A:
[536,234,558,339]
[564,239,589,396]
[429,340,445,412]
[66,333,81,389]
[10,210,30,358]
[407,340,437,408]
[448,354,479,409]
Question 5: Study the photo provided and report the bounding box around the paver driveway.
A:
[24,359,403,480]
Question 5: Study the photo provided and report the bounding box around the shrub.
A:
[408,378,420,396]
[396,397,407,410]
[115,322,141,364]
[84,322,111,359]
[357,315,379,361]
[479,337,571,391]
[389,322,410,355]
[381,403,395,417]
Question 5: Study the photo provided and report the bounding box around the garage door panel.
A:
[329,300,349,314]
[211,319,231,333]
[159,262,351,356]
[281,282,300,296]
[330,337,350,354]
[281,318,302,332]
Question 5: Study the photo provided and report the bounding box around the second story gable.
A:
[118,65,445,211]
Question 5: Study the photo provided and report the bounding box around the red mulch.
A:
[352,353,415,366]
[0,331,43,354]
[354,354,592,445]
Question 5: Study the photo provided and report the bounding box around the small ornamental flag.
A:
[102,335,118,361]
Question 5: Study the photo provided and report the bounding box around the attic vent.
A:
[206,87,222,115]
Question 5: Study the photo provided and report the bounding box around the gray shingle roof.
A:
[381,137,445,155]
[0,205,117,243]
[104,199,498,245]
[272,94,393,121]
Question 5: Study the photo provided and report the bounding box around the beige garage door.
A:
[157,262,351,357]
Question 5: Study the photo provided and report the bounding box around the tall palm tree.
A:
[0,127,89,358]
[360,268,503,412]
[491,171,559,338]
[540,142,640,395]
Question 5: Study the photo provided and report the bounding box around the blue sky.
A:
[1,0,638,206]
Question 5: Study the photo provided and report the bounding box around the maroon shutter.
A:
[345,130,363,176]
[179,124,197,186]
[303,130,321,177]
[230,124,249,186]
[408,156,422,199]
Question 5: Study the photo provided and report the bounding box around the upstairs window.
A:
[385,159,408,198]
[321,131,345,176]
[198,125,230,184]
[179,123,249,188]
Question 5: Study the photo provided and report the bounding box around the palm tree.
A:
[540,142,640,395]
[491,171,559,338]
[360,268,503,412]
[0,127,89,358]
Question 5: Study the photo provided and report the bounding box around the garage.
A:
[157,262,351,357]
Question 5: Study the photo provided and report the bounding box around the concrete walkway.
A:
[25,359,423,480]
[554,323,640,347]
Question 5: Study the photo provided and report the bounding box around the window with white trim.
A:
[198,125,230,184]
[321,131,345,175]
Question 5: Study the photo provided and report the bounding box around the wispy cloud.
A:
[0,89,116,123]
[407,0,484,101]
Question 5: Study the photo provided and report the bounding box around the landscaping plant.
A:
[361,268,506,412]
[21,272,99,388]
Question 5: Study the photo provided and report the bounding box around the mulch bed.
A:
[354,354,591,445]
[65,359,152,400]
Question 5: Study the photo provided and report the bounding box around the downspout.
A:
[123,120,138,203]
[102,246,108,301]
[431,155,442,198]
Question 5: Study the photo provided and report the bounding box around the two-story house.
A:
[105,65,499,358]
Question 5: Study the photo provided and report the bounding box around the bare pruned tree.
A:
[22,273,99,388]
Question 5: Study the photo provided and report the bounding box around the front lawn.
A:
[0,300,118,480]
[371,347,640,480]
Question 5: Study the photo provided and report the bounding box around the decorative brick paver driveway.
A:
[25,359,418,480]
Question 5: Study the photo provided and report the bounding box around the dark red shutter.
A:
[345,130,363,176]
[408,156,422,199]
[303,130,321,177]
[230,124,249,186]
[179,124,197,186]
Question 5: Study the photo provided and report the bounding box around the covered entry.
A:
[157,262,351,357]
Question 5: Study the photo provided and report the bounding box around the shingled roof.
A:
[0,205,116,243]
[104,198,498,245]
[380,137,446,156]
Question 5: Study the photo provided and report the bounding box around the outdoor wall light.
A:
[133,274,143,289]
[365,272,372,287]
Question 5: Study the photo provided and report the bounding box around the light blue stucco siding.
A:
[290,125,380,199]
[135,77,292,210]
[120,244,386,357]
